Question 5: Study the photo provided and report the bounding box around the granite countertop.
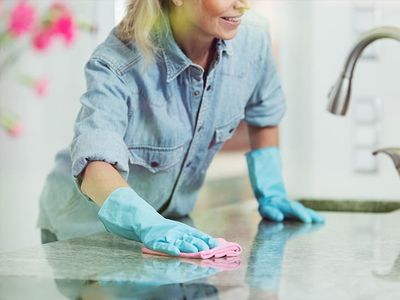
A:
[1,201,400,300]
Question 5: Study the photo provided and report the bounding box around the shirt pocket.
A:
[192,113,244,189]
[210,112,244,149]
[128,144,185,174]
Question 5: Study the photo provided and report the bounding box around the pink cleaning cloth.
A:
[184,256,241,271]
[142,238,242,259]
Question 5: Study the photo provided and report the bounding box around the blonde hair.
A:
[116,0,170,64]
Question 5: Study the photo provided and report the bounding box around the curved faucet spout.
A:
[373,148,400,176]
[328,26,400,115]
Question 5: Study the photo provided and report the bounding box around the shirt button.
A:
[206,85,212,91]
[229,128,235,133]
[194,90,200,96]
[197,125,203,132]
[186,161,192,168]
[150,161,159,168]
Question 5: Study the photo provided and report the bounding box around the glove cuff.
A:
[245,146,286,200]
[98,187,160,240]
[245,146,280,160]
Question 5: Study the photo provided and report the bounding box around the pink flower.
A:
[53,14,76,45]
[9,122,25,137]
[34,77,49,97]
[32,28,54,51]
[31,2,77,51]
[8,0,36,37]
[47,2,76,45]
[18,74,50,96]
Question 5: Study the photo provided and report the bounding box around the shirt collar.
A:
[217,39,234,57]
[155,16,234,83]
[156,18,191,83]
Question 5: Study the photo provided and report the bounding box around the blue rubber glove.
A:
[98,187,217,256]
[246,147,324,223]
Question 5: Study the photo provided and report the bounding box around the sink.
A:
[298,199,400,213]
[199,175,400,213]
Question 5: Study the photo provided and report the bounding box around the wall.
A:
[248,0,400,200]
[0,0,115,252]
[306,0,400,200]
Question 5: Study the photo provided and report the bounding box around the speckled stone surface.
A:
[1,201,400,300]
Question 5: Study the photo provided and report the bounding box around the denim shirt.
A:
[38,11,286,237]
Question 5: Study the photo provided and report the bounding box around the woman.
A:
[38,0,324,255]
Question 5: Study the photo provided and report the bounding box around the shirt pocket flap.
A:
[215,113,244,143]
[128,145,185,173]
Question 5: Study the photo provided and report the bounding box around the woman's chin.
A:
[217,30,239,41]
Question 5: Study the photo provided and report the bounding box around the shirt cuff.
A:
[70,130,130,184]
[245,97,286,127]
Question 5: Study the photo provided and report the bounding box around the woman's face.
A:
[174,0,251,40]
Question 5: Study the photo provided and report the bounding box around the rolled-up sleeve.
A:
[245,32,286,127]
[70,58,130,186]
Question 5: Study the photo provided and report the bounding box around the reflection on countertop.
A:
[1,201,400,299]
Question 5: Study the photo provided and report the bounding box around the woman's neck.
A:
[169,11,216,72]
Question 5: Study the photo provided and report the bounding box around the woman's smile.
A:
[220,15,243,28]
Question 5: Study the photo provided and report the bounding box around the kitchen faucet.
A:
[327,26,400,176]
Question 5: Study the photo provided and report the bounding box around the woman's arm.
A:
[245,124,325,223]
[83,160,218,254]
[247,124,279,150]
[81,161,129,206]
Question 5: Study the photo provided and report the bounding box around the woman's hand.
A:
[258,196,324,223]
[140,218,217,256]
[97,187,217,256]
[246,146,324,223]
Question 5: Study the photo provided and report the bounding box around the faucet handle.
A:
[372,147,400,175]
